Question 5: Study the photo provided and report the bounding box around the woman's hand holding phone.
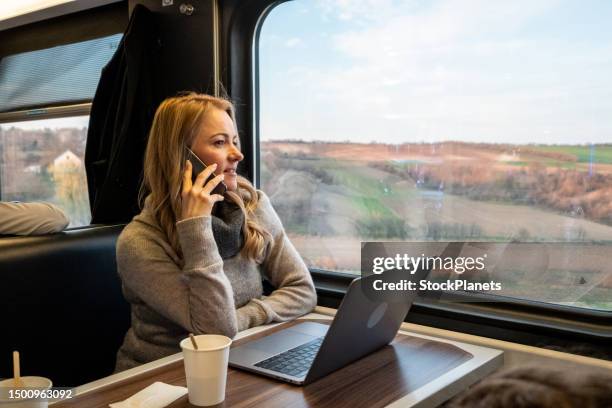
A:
[180,160,225,221]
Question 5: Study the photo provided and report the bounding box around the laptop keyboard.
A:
[254,337,323,377]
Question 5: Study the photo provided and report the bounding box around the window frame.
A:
[312,270,612,359]
[0,103,91,124]
[0,2,126,229]
[222,0,612,348]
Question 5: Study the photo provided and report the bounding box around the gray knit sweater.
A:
[114,191,317,372]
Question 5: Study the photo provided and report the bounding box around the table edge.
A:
[52,311,503,407]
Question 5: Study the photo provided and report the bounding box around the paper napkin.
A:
[109,381,187,408]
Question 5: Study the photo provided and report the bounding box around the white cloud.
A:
[284,37,303,48]
[315,0,415,25]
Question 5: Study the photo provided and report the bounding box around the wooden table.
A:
[53,312,503,407]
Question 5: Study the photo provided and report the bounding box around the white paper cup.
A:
[0,376,52,408]
[180,334,232,406]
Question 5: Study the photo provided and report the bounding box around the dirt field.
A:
[263,141,612,173]
[389,190,612,241]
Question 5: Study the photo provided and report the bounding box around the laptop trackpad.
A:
[230,322,329,366]
[248,322,328,354]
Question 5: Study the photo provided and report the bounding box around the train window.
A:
[0,116,90,227]
[258,1,612,312]
[0,33,122,227]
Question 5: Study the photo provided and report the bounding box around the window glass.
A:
[0,116,91,227]
[259,1,612,311]
[0,33,122,112]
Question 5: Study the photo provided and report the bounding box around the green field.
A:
[509,160,580,168]
[326,163,416,218]
[533,144,612,164]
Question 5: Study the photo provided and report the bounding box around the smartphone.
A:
[185,147,227,196]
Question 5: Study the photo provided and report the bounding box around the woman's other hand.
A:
[180,160,225,221]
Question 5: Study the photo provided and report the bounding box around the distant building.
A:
[53,150,82,169]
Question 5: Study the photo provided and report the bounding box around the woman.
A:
[114,93,317,372]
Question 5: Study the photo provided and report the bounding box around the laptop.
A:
[229,268,427,385]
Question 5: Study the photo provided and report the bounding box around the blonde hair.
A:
[139,92,270,261]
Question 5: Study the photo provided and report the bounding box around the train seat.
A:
[0,224,129,386]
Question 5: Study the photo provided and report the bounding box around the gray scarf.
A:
[143,195,244,259]
[211,200,245,259]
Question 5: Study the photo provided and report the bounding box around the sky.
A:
[259,0,612,145]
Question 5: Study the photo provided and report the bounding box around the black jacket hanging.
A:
[85,5,163,224]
